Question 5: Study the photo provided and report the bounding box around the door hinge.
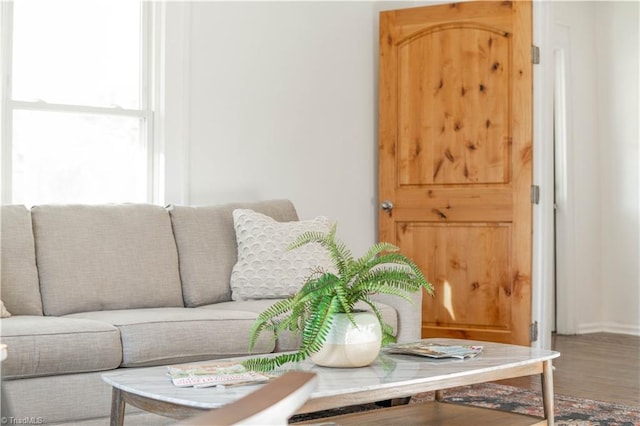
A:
[530,321,539,342]
[531,185,540,204]
[531,45,540,64]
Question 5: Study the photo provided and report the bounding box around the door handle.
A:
[380,200,394,212]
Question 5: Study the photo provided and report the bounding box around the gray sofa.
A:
[0,199,422,425]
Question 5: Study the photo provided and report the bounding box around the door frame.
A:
[532,0,577,349]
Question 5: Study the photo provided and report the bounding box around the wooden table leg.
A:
[110,388,126,426]
[541,360,555,426]
[434,390,444,401]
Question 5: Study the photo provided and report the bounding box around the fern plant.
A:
[242,224,433,372]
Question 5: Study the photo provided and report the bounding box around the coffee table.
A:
[103,338,559,425]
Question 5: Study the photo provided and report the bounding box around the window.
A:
[1,0,162,205]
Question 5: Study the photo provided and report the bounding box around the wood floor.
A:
[496,332,640,407]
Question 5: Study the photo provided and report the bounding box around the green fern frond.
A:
[295,273,338,298]
[353,263,432,295]
[370,253,432,293]
[288,224,354,276]
[359,241,400,263]
[333,279,354,314]
[353,273,414,293]
[300,296,339,355]
[248,298,297,351]
[380,324,396,346]
[241,352,306,372]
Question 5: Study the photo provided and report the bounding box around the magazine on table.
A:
[167,361,272,388]
[385,342,483,360]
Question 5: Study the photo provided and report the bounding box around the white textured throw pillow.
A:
[230,209,334,301]
[0,300,11,318]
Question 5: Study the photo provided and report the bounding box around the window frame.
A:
[0,1,164,205]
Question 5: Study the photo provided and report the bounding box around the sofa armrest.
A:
[371,290,423,343]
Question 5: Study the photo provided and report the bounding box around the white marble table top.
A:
[102,338,559,410]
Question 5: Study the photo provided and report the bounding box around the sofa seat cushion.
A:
[65,308,276,367]
[204,300,399,352]
[0,316,122,379]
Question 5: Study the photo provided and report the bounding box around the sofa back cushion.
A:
[32,204,184,316]
[168,199,298,307]
[1,205,44,315]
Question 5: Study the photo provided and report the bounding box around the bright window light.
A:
[2,0,155,206]
[12,110,147,205]
[12,0,141,109]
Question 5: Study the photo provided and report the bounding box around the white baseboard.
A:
[575,322,640,336]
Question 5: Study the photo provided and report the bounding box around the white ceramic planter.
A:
[310,311,382,368]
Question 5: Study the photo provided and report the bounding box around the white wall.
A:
[551,1,639,335]
[551,2,603,333]
[595,1,640,333]
[184,1,381,255]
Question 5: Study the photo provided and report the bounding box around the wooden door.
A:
[379,1,533,346]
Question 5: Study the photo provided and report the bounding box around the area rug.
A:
[290,382,640,425]
[412,383,640,426]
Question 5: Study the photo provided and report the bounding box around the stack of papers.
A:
[167,361,272,388]
[385,342,483,359]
